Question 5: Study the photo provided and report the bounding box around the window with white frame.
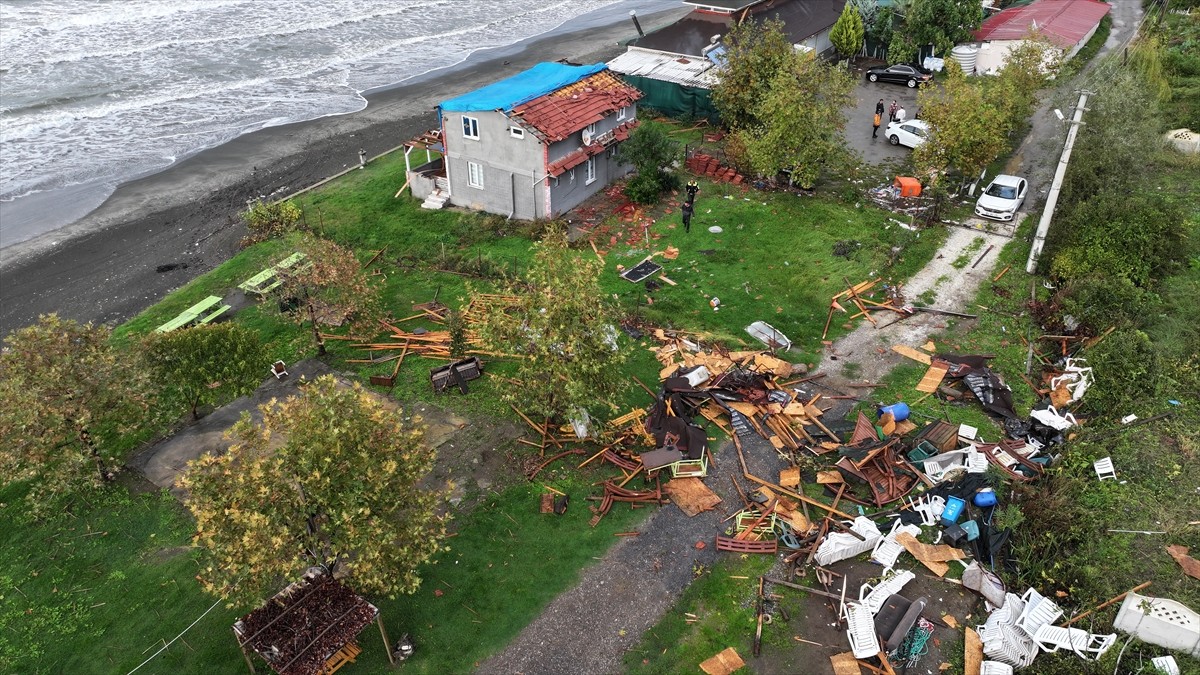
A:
[462,116,480,140]
[586,123,597,136]
[585,156,596,184]
[617,106,627,121]
[608,145,618,159]
[510,126,524,139]
[467,161,484,189]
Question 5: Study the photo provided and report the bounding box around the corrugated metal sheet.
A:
[975,0,1111,48]
[607,48,718,89]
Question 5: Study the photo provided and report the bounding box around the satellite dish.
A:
[582,128,594,146]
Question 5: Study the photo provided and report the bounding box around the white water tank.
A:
[952,44,980,73]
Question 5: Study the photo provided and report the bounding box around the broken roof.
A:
[630,0,846,57]
[438,62,606,113]
[974,0,1111,48]
[510,70,642,143]
[607,47,719,88]
[546,120,639,177]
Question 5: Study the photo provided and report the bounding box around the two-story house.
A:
[417,62,642,221]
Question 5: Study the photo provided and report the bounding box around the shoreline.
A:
[0,5,690,336]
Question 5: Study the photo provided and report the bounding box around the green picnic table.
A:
[239,252,310,297]
[155,295,231,333]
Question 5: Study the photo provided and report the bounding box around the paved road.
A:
[845,69,929,167]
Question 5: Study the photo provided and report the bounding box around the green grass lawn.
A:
[10,121,950,674]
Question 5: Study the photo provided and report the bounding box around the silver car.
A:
[975,174,1028,221]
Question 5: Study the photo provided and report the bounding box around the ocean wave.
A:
[3,0,455,69]
[0,0,641,213]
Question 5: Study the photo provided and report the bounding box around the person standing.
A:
[876,99,885,117]
[873,111,882,139]
[681,200,694,233]
[888,100,898,123]
[685,179,700,204]
[896,106,907,123]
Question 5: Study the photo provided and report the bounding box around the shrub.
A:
[242,199,302,244]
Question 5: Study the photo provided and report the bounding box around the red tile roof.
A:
[546,120,640,177]
[512,70,642,143]
[975,0,1110,49]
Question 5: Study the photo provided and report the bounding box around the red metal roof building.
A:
[974,0,1111,50]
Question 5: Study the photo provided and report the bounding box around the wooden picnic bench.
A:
[155,295,231,333]
[239,252,311,297]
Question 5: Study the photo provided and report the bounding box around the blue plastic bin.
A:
[941,496,966,527]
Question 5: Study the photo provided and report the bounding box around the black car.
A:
[865,64,933,88]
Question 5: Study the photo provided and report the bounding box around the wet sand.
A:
[0,7,689,336]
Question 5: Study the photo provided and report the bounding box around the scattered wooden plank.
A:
[915,364,949,393]
[892,345,932,365]
[699,647,746,675]
[964,627,983,675]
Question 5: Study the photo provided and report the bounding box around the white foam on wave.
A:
[0,0,647,222]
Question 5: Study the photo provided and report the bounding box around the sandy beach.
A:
[0,6,689,336]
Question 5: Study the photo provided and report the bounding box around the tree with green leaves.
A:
[907,0,983,57]
[279,235,383,355]
[913,66,1007,182]
[473,225,626,423]
[180,375,446,604]
[830,4,866,61]
[711,18,795,131]
[144,323,269,420]
[617,120,680,204]
[988,35,1059,132]
[0,315,154,511]
[735,54,856,188]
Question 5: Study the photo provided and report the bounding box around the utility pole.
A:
[1026,90,1092,274]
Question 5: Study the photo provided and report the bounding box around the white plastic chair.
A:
[270,360,289,379]
[1094,457,1117,481]
[842,601,880,658]
[1017,588,1064,636]
[871,520,922,571]
[1152,655,1181,675]
[980,662,1014,675]
[859,569,916,614]
[814,517,882,566]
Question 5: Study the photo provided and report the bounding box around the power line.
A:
[126,598,223,675]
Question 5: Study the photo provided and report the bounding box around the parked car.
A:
[865,64,933,88]
[975,174,1028,221]
[886,119,930,149]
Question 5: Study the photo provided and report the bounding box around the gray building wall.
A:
[443,110,547,220]
[442,102,638,220]
[549,149,634,218]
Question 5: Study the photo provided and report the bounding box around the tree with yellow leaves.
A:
[180,375,446,604]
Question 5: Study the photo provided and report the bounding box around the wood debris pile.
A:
[822,278,909,340]
[234,570,379,675]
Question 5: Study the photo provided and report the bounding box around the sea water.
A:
[0,0,675,248]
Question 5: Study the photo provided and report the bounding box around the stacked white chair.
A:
[814,516,882,566]
[977,593,1039,668]
[859,569,916,615]
[980,662,1014,675]
[842,600,881,659]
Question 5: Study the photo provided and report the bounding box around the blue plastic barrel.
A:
[878,402,910,422]
[941,496,966,526]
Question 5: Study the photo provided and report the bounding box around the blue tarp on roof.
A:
[439,62,607,113]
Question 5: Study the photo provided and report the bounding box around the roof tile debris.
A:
[546,120,639,177]
[512,70,642,143]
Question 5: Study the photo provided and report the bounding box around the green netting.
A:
[621,75,718,123]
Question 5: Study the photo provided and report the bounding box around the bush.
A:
[242,199,302,245]
[1058,275,1159,333]
[625,172,670,205]
[1082,328,1161,414]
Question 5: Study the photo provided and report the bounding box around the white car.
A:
[886,119,929,149]
[975,174,1028,221]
